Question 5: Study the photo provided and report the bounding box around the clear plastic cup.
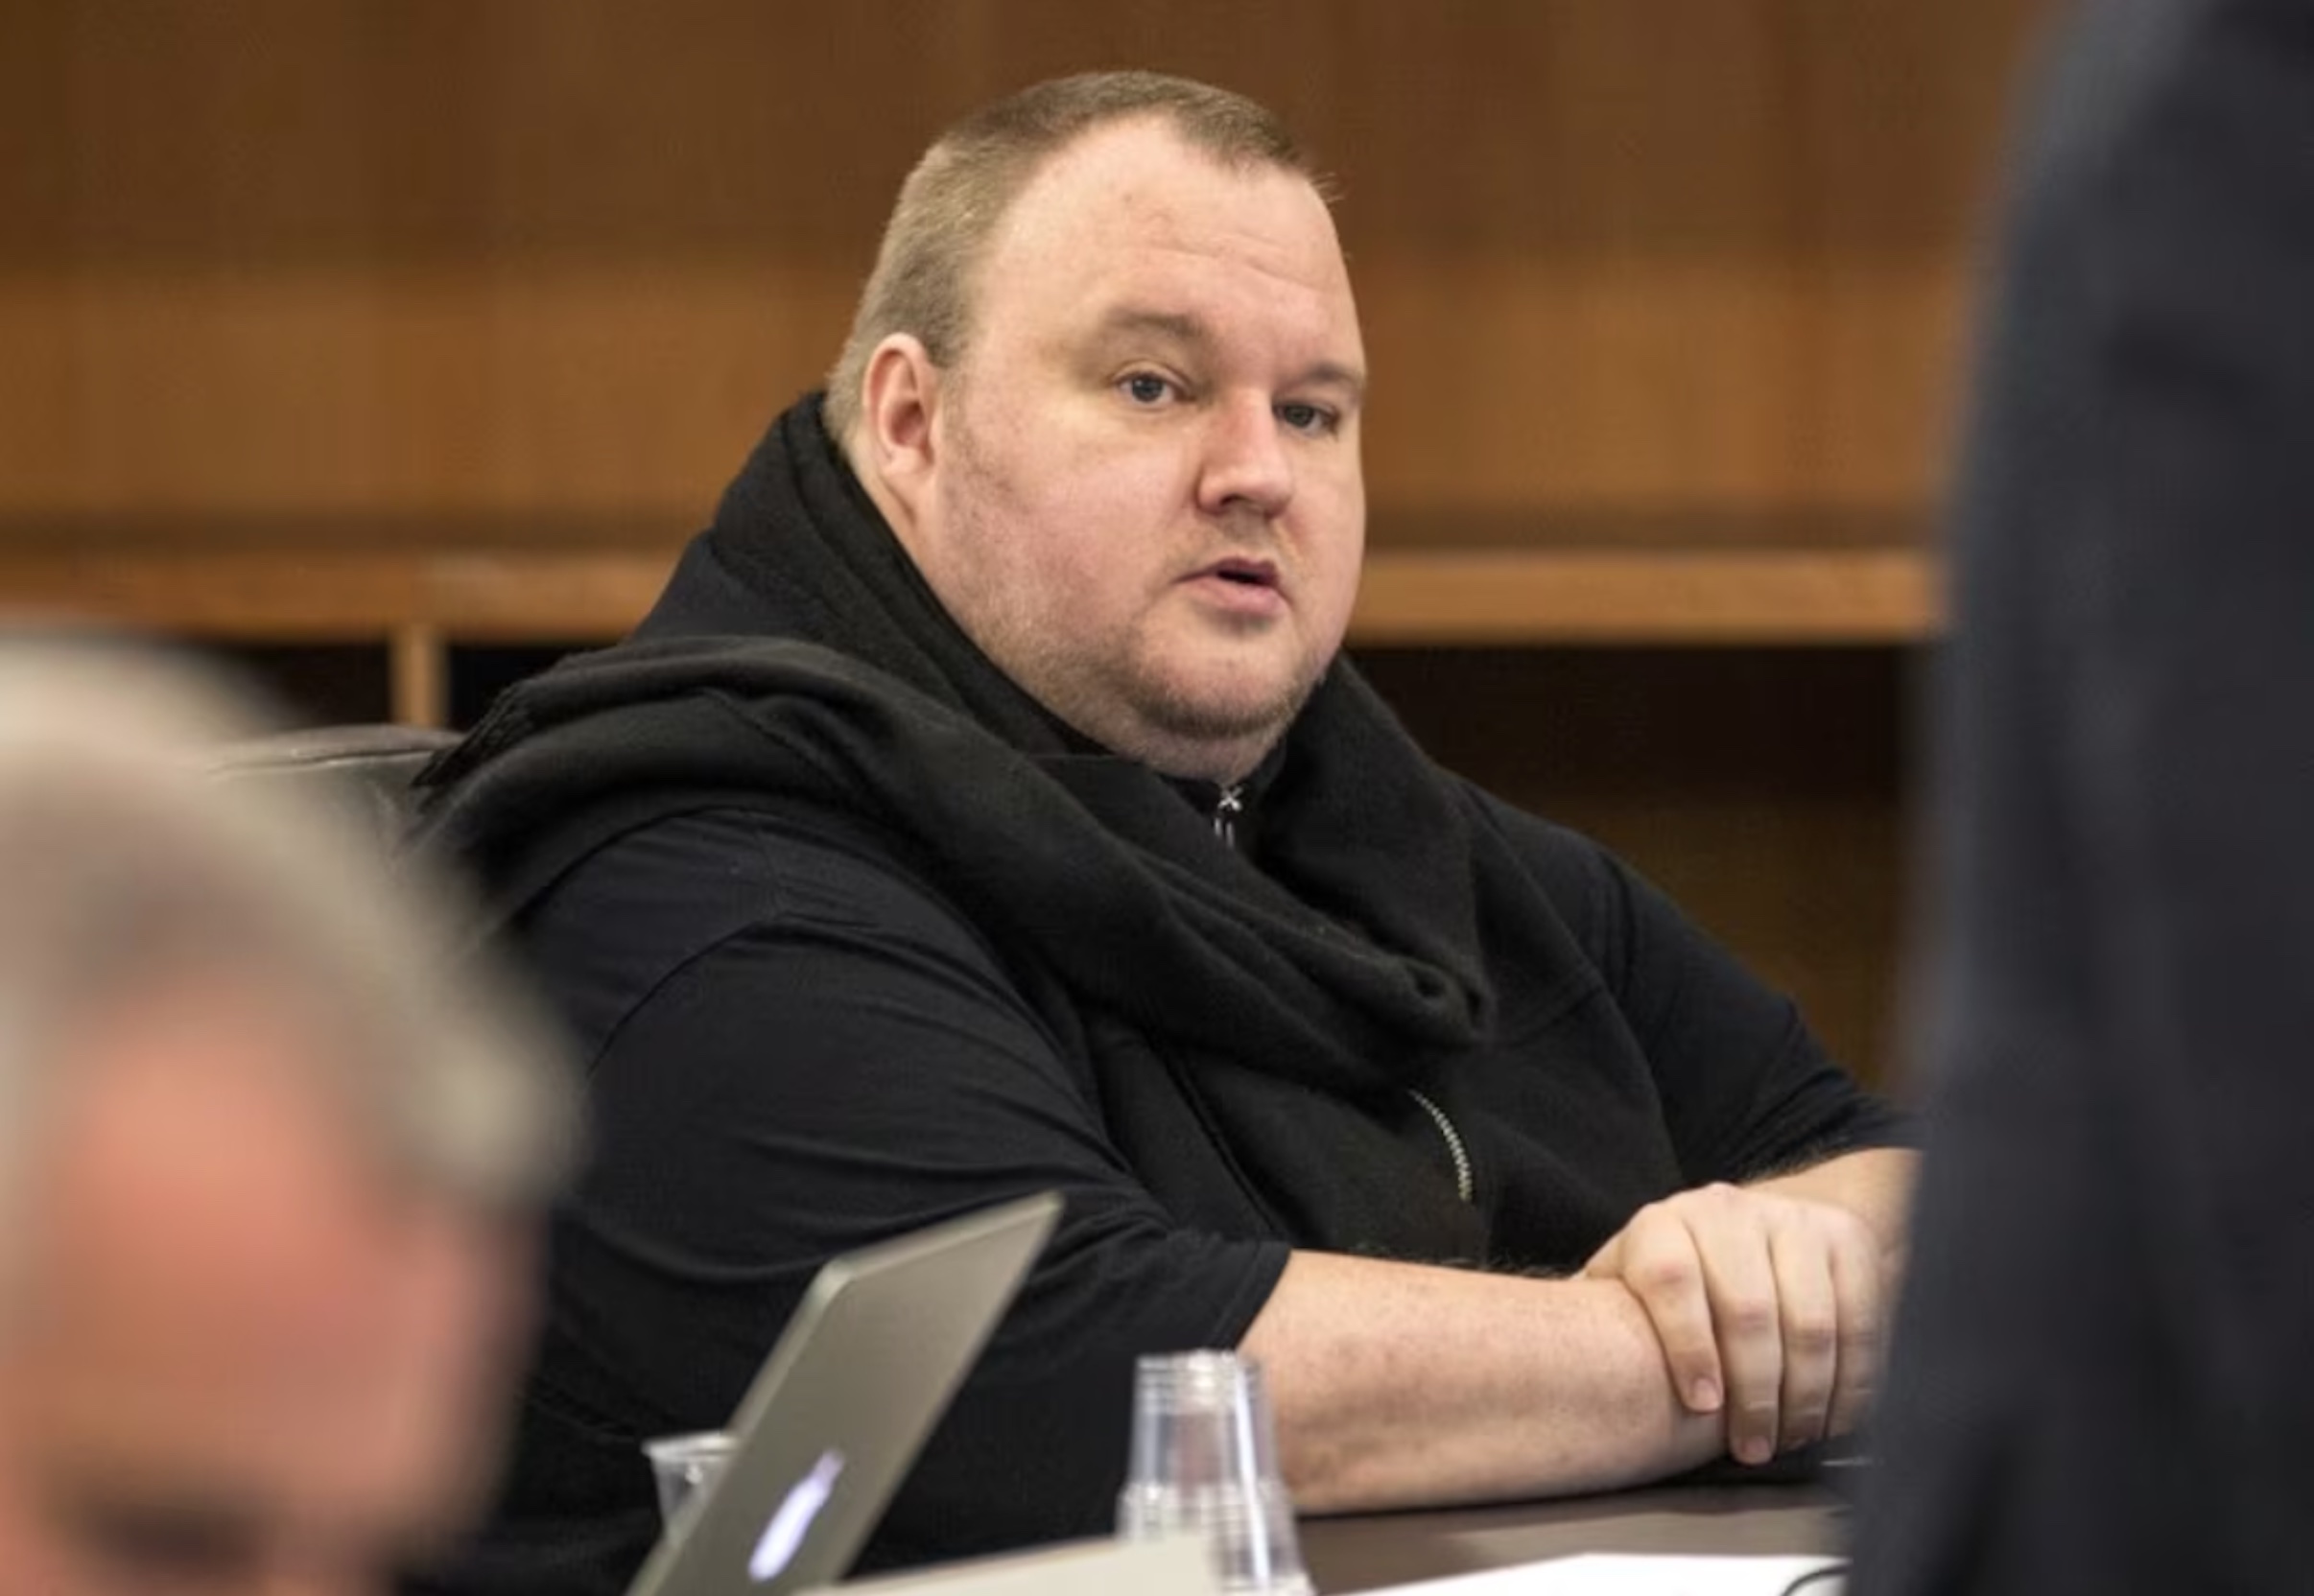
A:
[643,1429,739,1539]
[1116,1351,1313,1596]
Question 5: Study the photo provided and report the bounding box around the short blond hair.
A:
[823,70,1321,439]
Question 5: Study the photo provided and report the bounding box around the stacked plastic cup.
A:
[642,1429,739,1541]
[1116,1350,1314,1595]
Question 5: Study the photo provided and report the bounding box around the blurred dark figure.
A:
[1851,0,2314,1590]
[0,647,576,1596]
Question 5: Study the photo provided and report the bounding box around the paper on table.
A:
[1364,1552,1844,1596]
[801,1535,1218,1595]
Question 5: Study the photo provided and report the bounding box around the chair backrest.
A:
[207,723,461,849]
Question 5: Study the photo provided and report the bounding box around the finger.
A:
[1765,1219,1840,1451]
[1612,1211,1725,1416]
[1824,1221,1886,1440]
[1688,1192,1783,1465]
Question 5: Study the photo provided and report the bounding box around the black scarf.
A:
[416,396,1594,1259]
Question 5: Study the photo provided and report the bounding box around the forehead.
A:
[972,118,1362,361]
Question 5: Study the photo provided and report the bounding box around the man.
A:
[0,648,575,1595]
[1850,1,2314,1590]
[417,73,1913,1592]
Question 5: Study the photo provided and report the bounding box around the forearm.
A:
[1748,1147,1917,1253]
[1239,1249,1723,1514]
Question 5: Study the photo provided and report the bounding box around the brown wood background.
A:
[0,0,2056,1084]
[0,0,2043,536]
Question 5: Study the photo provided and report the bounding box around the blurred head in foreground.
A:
[0,645,576,1595]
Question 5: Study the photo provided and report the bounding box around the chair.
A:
[206,723,460,848]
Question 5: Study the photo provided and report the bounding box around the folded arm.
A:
[1241,1250,1725,1513]
[1583,1148,1917,1467]
[1240,1148,1913,1514]
[544,806,1914,1534]
[1490,808,1920,1473]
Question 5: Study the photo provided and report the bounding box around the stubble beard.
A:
[938,425,1324,778]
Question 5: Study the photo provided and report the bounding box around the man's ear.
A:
[857,335,945,520]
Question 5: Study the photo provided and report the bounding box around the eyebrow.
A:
[1095,307,1368,402]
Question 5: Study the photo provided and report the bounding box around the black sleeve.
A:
[1474,787,1912,1185]
[517,807,1287,1572]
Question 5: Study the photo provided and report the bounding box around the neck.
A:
[1135,732,1278,787]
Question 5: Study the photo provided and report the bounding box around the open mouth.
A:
[1206,559,1278,589]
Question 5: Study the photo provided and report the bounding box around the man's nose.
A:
[1195,393,1295,521]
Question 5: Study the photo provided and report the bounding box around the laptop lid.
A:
[626,1191,1063,1596]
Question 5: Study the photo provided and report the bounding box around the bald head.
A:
[825,70,1324,442]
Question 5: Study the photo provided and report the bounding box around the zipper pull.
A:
[1406,1088,1476,1205]
[1212,785,1243,849]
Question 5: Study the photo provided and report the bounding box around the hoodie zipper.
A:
[1202,779,1466,1202]
[1405,1088,1475,1204]
[1212,784,1244,849]
[1198,778,1468,1202]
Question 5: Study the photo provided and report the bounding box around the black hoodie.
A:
[411,395,1903,1593]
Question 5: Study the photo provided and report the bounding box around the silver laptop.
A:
[626,1192,1063,1596]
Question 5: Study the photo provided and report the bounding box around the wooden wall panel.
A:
[0,0,2047,537]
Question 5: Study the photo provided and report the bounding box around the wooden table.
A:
[1300,1480,1847,1593]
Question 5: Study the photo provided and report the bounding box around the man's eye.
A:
[1120,373,1173,406]
[1278,401,1337,436]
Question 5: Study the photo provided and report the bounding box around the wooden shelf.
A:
[0,532,1939,725]
[0,546,680,642]
[1357,546,1936,646]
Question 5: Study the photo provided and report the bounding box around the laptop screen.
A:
[626,1193,1062,1596]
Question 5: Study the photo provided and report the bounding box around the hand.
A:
[1582,1182,1884,1467]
